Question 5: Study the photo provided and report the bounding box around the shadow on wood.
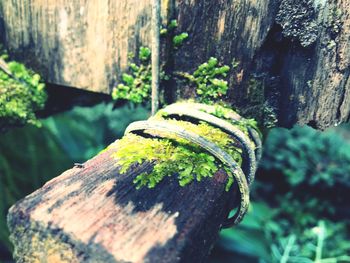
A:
[7,142,235,262]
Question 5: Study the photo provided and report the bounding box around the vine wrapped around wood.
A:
[123,102,261,227]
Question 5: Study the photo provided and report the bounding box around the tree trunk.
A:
[1,0,349,129]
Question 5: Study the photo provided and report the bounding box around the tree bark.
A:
[172,0,350,129]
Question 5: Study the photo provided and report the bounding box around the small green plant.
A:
[269,221,350,263]
[111,47,152,103]
[138,46,151,61]
[160,19,178,36]
[173,32,189,47]
[0,51,47,129]
[168,19,178,30]
[177,57,231,104]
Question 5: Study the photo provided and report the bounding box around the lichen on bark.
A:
[276,0,321,47]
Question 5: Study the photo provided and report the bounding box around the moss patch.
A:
[111,105,260,191]
[10,224,79,263]
[199,104,261,136]
[176,57,231,104]
[0,50,47,130]
[111,47,153,104]
[8,219,118,262]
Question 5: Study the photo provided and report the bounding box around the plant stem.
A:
[151,0,160,115]
[280,235,296,263]
[315,221,326,263]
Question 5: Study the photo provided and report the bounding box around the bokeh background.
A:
[0,102,349,262]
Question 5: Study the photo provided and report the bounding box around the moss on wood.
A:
[0,49,47,131]
[111,103,260,191]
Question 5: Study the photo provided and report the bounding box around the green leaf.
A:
[173,32,189,47]
[139,46,151,61]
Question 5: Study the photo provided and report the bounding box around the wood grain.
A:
[0,0,172,93]
[1,0,349,128]
[8,141,234,262]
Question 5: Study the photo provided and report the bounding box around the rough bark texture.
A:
[7,141,234,263]
[172,0,350,129]
[1,0,349,129]
[272,0,350,129]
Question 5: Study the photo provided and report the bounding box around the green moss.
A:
[111,111,257,191]
[8,220,116,262]
[193,58,230,103]
[112,25,232,107]
[111,47,152,104]
[200,104,260,135]
[0,50,47,129]
[173,32,189,47]
[175,57,231,104]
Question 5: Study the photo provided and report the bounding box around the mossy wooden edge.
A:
[124,119,249,227]
[7,139,235,262]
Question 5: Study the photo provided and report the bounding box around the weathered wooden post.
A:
[7,137,234,262]
[1,0,350,262]
[1,0,349,130]
[6,97,265,262]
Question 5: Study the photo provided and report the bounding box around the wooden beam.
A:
[7,141,234,262]
[173,0,350,129]
[1,0,349,128]
[0,0,171,94]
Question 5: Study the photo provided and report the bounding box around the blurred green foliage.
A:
[0,124,72,253]
[0,102,148,261]
[211,125,350,263]
[261,126,350,187]
[0,50,47,129]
